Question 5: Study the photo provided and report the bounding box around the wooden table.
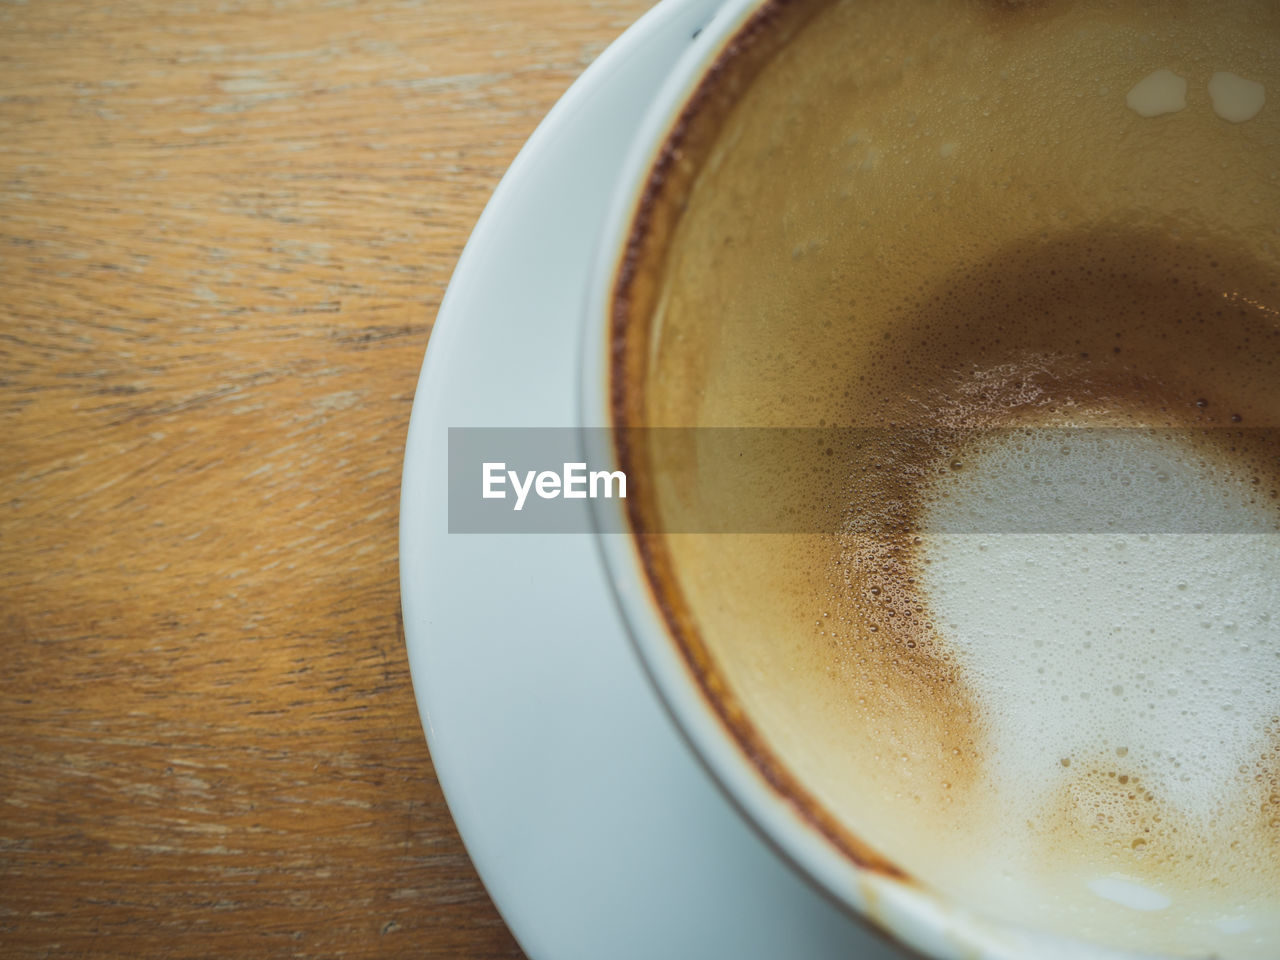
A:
[0,1,649,955]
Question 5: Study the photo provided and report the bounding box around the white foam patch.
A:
[1126,69,1188,117]
[921,429,1280,821]
[1218,915,1256,935]
[929,428,1280,533]
[1089,876,1172,912]
[1209,71,1267,123]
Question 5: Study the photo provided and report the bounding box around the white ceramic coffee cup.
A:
[579,2,1179,958]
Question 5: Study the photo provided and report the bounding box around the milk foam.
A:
[1126,69,1188,118]
[1209,71,1267,123]
[921,427,1280,930]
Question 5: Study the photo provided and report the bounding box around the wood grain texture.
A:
[0,0,649,955]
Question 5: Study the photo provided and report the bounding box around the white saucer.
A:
[399,2,904,957]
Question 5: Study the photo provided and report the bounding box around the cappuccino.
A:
[611,0,1280,954]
